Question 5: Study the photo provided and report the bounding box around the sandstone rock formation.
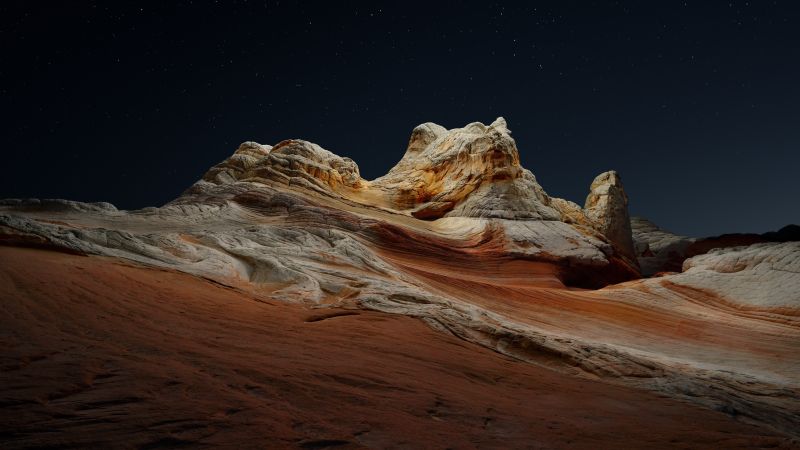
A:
[371,117,561,221]
[174,118,640,285]
[674,242,800,310]
[631,216,695,275]
[584,170,636,262]
[1,117,798,444]
[632,217,800,276]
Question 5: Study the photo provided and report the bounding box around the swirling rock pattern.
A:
[1,118,798,445]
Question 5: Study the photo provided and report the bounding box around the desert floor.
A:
[0,247,794,449]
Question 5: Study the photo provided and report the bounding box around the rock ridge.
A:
[185,117,638,266]
[1,117,799,439]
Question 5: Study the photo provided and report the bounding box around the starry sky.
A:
[1,1,798,236]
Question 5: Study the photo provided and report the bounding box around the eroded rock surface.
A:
[584,170,636,262]
[372,117,561,221]
[1,117,798,441]
[674,242,800,310]
[632,217,800,276]
[631,216,695,275]
[3,247,794,449]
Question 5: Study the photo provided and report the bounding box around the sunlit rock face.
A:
[202,141,272,184]
[198,139,364,196]
[584,170,636,262]
[372,117,561,221]
[173,118,640,285]
[193,118,565,221]
[1,117,799,442]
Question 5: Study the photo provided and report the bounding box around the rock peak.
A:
[584,170,636,261]
[188,119,638,266]
[372,118,558,220]
[489,116,508,132]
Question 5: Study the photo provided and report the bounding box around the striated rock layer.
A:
[2,247,793,449]
[1,118,799,445]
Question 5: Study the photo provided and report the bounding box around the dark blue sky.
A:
[1,1,798,236]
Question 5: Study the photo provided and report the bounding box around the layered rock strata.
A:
[1,118,798,439]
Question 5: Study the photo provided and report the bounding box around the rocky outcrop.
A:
[190,118,638,244]
[202,141,272,184]
[674,242,800,310]
[372,117,561,220]
[171,118,640,284]
[199,139,364,197]
[188,118,567,223]
[584,171,636,262]
[631,217,695,275]
[632,217,800,276]
[3,117,799,439]
[0,198,118,213]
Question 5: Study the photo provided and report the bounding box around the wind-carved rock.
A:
[4,117,800,439]
[198,139,365,197]
[584,171,636,262]
[202,141,272,184]
[373,117,561,220]
[250,140,364,192]
[177,118,641,283]
[197,117,564,222]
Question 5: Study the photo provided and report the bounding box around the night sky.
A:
[2,1,798,237]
